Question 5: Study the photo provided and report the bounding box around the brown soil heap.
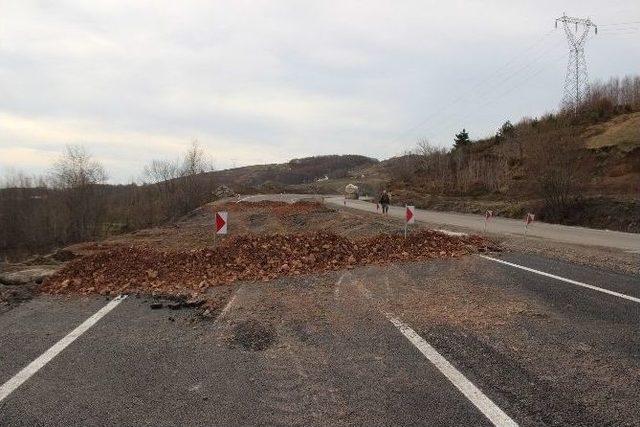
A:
[220,200,329,216]
[41,230,493,303]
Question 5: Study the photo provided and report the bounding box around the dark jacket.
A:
[379,193,390,204]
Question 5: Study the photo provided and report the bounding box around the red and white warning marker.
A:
[525,212,535,225]
[215,211,228,235]
[524,212,535,238]
[406,205,415,224]
[483,210,494,233]
[404,205,415,238]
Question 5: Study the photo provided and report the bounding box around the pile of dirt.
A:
[221,201,332,217]
[41,230,493,307]
[83,201,342,253]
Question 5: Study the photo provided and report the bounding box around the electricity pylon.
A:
[555,14,597,112]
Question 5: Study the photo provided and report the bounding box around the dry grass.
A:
[586,112,640,152]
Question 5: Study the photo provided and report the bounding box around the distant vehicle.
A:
[345,183,359,200]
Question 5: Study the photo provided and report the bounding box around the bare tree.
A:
[0,169,58,259]
[177,140,215,215]
[413,139,452,194]
[49,145,108,242]
[526,134,588,220]
[50,145,107,189]
[143,159,181,184]
[141,140,216,222]
[181,140,213,176]
[1,169,45,189]
[583,75,640,117]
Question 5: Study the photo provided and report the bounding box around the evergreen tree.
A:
[453,128,471,149]
[496,120,515,140]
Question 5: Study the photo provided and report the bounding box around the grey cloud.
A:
[1,0,638,182]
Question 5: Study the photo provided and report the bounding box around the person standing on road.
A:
[379,190,390,215]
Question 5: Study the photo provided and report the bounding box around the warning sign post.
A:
[483,210,494,234]
[405,205,415,238]
[523,212,534,239]
[215,211,228,235]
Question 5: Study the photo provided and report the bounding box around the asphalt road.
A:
[1,194,639,425]
[323,196,640,253]
[236,193,640,252]
[2,256,638,425]
[1,280,492,426]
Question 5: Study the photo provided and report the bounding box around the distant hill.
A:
[205,154,378,190]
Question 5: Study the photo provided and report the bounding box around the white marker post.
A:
[524,212,534,239]
[405,205,415,238]
[483,210,494,234]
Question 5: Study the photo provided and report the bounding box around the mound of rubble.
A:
[41,230,494,304]
[222,200,332,217]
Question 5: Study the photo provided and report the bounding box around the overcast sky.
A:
[1,0,638,183]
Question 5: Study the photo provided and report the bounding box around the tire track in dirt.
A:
[355,259,625,425]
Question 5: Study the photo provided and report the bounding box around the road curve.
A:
[321,196,640,253]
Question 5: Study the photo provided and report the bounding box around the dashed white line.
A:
[218,294,238,318]
[354,277,517,426]
[385,313,518,427]
[235,195,256,203]
[0,295,127,403]
[435,229,469,237]
[479,255,640,304]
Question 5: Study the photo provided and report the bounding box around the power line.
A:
[598,20,640,26]
[389,14,630,149]
[461,40,564,104]
[595,32,640,39]
[598,28,640,34]
[417,40,565,143]
[386,28,559,146]
[469,51,567,122]
[424,48,566,142]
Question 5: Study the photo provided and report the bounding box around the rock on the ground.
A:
[0,266,60,286]
[41,229,493,306]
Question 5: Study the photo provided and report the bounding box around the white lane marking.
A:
[0,295,127,403]
[236,195,256,203]
[354,277,516,426]
[479,255,640,304]
[218,294,238,318]
[435,229,468,237]
[385,313,518,427]
[214,286,246,323]
[333,273,348,299]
